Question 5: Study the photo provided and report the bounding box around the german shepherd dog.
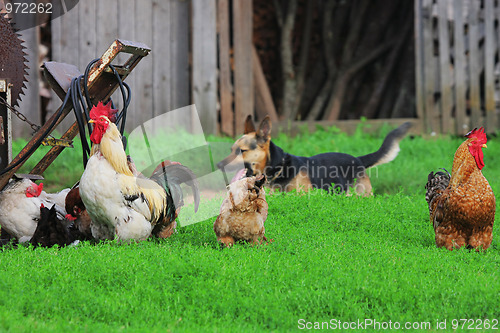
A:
[217,116,412,195]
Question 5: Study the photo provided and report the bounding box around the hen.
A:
[0,179,69,243]
[65,186,93,241]
[425,128,496,250]
[214,174,269,247]
[30,204,73,248]
[79,102,200,241]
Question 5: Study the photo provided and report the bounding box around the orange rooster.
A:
[214,174,269,247]
[425,128,496,250]
[79,102,200,241]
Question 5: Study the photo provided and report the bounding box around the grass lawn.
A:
[1,122,499,332]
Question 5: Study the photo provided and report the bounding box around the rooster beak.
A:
[89,119,95,124]
[483,144,487,148]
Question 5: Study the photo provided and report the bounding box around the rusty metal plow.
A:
[0,39,151,191]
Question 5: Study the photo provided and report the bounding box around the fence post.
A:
[218,0,234,136]
[438,0,452,134]
[422,0,438,133]
[192,0,218,135]
[233,0,253,134]
[484,0,497,133]
[453,0,467,135]
[414,0,426,133]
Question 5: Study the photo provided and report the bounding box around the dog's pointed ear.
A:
[244,115,256,134]
[257,116,272,142]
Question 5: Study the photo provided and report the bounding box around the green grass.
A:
[3,123,500,332]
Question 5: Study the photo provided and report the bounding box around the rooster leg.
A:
[155,221,177,239]
[468,225,493,251]
[262,236,274,244]
[0,228,13,245]
[0,228,12,242]
[217,236,235,247]
[250,236,273,246]
[435,225,468,250]
[250,237,263,245]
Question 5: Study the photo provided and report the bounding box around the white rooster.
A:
[79,102,199,241]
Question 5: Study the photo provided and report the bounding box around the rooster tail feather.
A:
[150,164,200,213]
[425,170,450,210]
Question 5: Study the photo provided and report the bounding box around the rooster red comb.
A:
[89,101,118,123]
[465,127,487,144]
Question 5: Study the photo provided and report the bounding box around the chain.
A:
[0,96,55,139]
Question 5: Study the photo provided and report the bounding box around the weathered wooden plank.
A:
[117,0,137,133]
[50,0,62,63]
[192,0,218,135]
[253,46,279,123]
[170,0,190,111]
[96,0,120,110]
[78,0,97,72]
[218,0,233,136]
[133,0,154,128]
[438,0,453,134]
[117,0,135,62]
[484,0,496,132]
[96,0,118,62]
[75,0,97,133]
[423,0,437,133]
[152,0,171,128]
[152,0,191,134]
[49,0,80,132]
[233,0,253,134]
[164,0,191,133]
[414,0,425,126]
[468,0,481,129]
[453,0,467,134]
[11,12,40,138]
[59,0,80,67]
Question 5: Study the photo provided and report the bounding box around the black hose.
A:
[73,59,131,167]
[70,77,91,166]
[1,57,132,175]
[108,64,131,135]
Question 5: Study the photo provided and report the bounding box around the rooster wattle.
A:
[79,102,200,241]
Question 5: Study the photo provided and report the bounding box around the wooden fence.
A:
[415,0,500,134]
[49,0,192,134]
[11,0,500,140]
[9,0,272,138]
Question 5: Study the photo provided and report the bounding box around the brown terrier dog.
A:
[214,174,268,247]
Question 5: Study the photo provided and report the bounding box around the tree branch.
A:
[361,17,412,118]
[272,0,284,28]
[324,38,396,121]
[279,0,298,119]
[307,0,336,120]
[291,0,315,120]
[341,0,370,63]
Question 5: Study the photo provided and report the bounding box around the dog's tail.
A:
[357,122,412,169]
